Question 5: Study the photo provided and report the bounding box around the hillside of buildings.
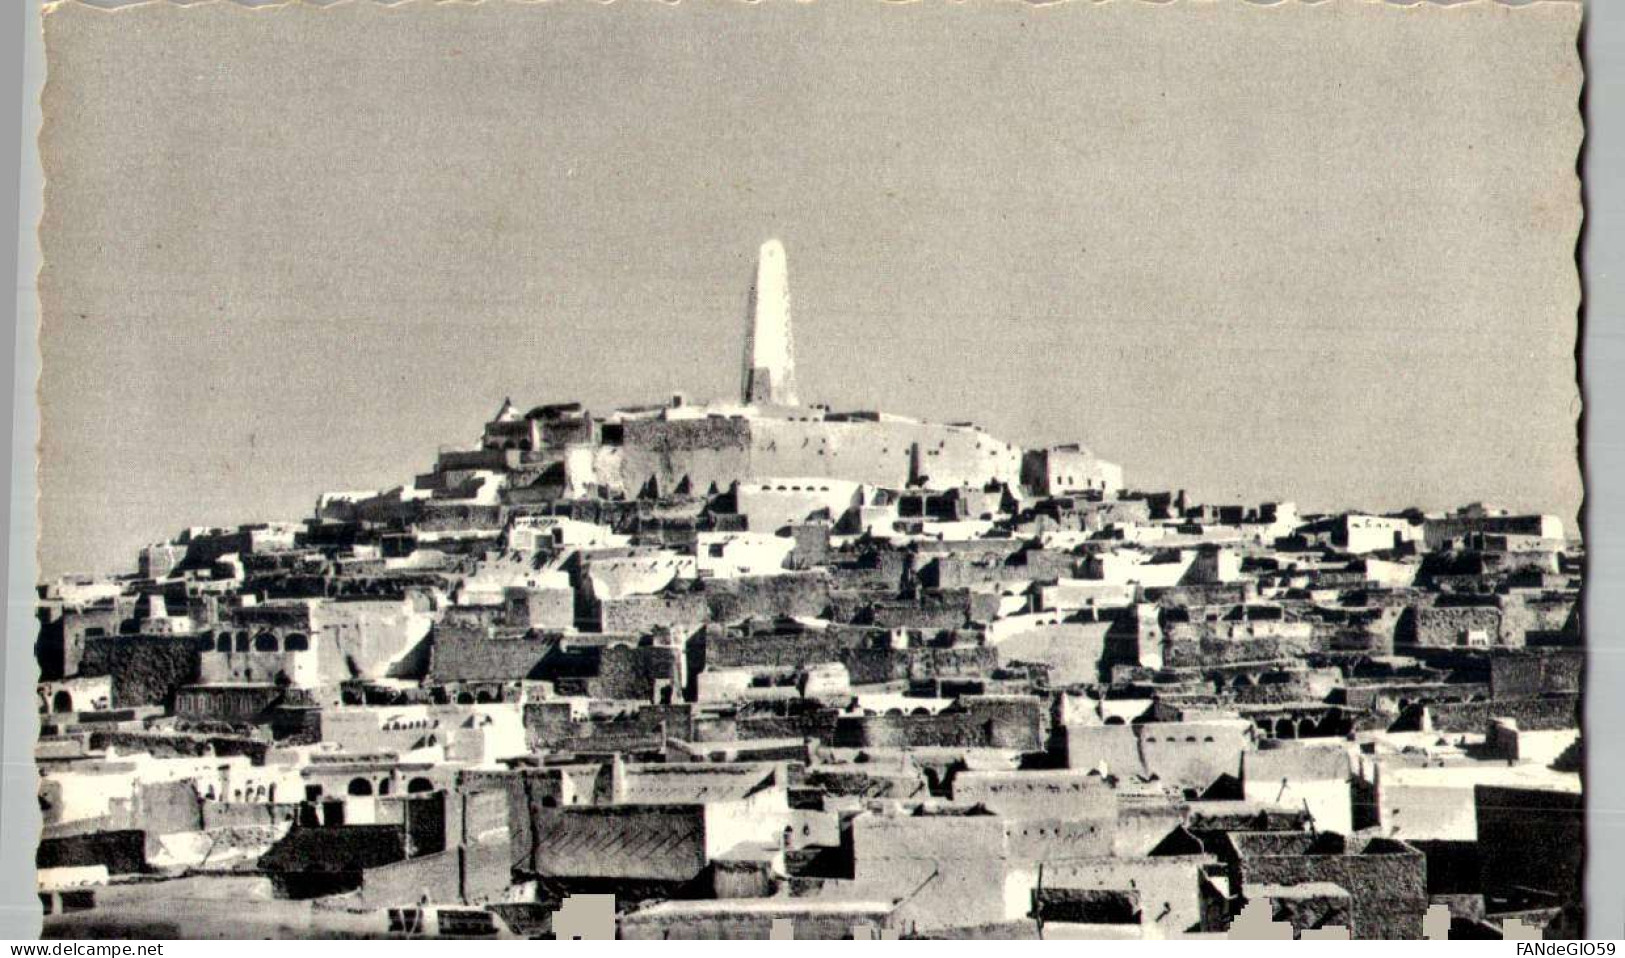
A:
[34,243,1583,940]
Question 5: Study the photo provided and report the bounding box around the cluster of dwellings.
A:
[34,243,1582,940]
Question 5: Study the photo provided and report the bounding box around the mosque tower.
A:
[741,239,798,406]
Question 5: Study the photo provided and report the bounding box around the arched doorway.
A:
[51,690,73,713]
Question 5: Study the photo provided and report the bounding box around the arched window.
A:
[378,778,392,796]
[254,632,279,652]
[347,778,374,797]
[235,632,251,653]
[51,691,73,713]
[215,634,232,653]
[283,633,309,652]
[407,777,434,794]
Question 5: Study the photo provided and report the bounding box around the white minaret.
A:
[741,239,798,406]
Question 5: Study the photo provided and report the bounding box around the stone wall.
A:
[429,632,553,683]
[870,589,1000,630]
[1489,650,1582,698]
[1499,594,1579,646]
[597,592,710,635]
[695,704,841,745]
[79,635,209,708]
[1421,694,1579,733]
[699,572,832,624]
[841,645,998,686]
[1405,606,1505,649]
[704,631,859,672]
[586,645,683,701]
[1226,837,1428,939]
[835,697,1042,750]
[1162,636,1314,669]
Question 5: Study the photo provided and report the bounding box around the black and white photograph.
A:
[25,0,1584,941]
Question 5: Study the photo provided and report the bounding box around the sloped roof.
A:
[619,763,779,805]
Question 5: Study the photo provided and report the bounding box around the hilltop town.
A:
[35,242,1582,940]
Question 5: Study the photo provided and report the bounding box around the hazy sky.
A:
[38,0,1582,578]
